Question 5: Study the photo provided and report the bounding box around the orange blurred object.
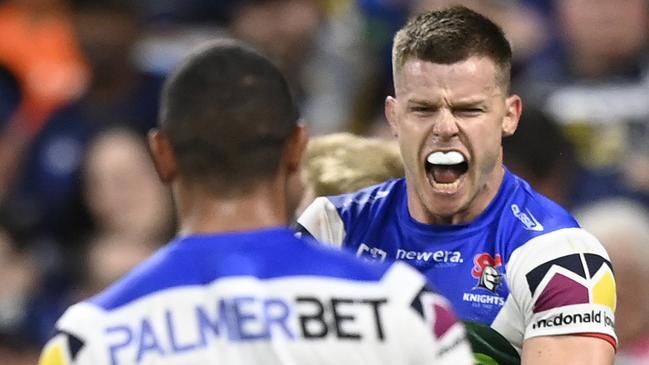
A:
[0,2,88,135]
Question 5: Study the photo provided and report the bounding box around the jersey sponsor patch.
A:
[530,307,615,331]
[525,253,616,313]
[355,243,388,262]
[105,294,388,364]
[396,249,464,265]
[510,204,544,231]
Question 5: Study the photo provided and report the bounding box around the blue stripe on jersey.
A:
[90,227,391,311]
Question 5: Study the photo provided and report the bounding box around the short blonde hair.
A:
[304,133,404,196]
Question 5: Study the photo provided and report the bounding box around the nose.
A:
[432,109,459,141]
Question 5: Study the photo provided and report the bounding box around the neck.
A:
[173,180,288,237]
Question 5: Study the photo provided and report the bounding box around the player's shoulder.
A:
[297,178,404,245]
[56,301,106,336]
[39,301,106,365]
[326,178,405,214]
[498,171,581,255]
[502,174,612,289]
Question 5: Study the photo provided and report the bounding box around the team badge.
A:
[472,253,503,292]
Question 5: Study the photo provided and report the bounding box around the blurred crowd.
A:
[0,0,648,363]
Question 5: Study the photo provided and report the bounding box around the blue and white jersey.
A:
[297,170,617,354]
[39,227,472,365]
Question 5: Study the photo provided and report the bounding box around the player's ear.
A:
[284,123,308,174]
[147,128,178,183]
[502,95,522,137]
[385,96,399,137]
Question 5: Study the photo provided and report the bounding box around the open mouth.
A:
[425,150,469,190]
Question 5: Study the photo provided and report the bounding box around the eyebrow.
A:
[407,99,439,107]
[451,99,487,108]
[407,98,487,107]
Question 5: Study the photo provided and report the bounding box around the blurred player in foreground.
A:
[37,39,472,365]
[298,6,617,365]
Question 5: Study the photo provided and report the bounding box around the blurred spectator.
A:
[0,0,88,134]
[302,0,377,135]
[503,106,634,210]
[503,106,647,211]
[0,67,21,130]
[81,128,173,241]
[0,0,88,199]
[516,0,649,171]
[230,0,322,95]
[412,0,548,73]
[5,128,174,348]
[0,334,39,365]
[346,0,410,135]
[2,0,165,251]
[66,127,172,300]
[0,209,60,356]
[70,0,163,134]
[293,132,403,219]
[135,0,234,25]
[229,0,373,135]
[0,66,23,200]
[0,221,37,342]
[575,199,649,364]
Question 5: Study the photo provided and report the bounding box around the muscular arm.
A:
[521,335,614,365]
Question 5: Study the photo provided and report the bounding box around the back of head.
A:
[159,39,299,195]
[392,5,512,91]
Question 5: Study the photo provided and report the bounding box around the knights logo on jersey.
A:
[525,253,616,313]
[472,253,503,292]
[463,253,507,310]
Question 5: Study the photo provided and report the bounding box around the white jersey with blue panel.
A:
[38,227,472,365]
[297,169,617,358]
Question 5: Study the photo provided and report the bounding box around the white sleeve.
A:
[38,303,108,365]
[504,228,617,345]
[296,197,346,247]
